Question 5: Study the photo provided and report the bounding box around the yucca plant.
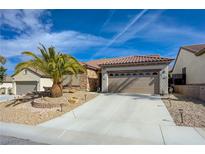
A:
[14,44,85,97]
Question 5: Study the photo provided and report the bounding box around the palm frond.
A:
[22,51,41,60]
[14,44,85,85]
[0,55,6,64]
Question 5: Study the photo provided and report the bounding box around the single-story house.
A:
[93,55,173,95]
[0,75,13,95]
[12,55,173,95]
[79,55,173,95]
[171,44,205,101]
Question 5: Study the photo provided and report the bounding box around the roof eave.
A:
[99,60,174,67]
[84,64,99,71]
[195,48,205,56]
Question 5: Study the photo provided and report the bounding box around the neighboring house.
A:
[0,76,13,95]
[12,68,53,95]
[172,44,205,101]
[81,55,173,95]
[12,65,99,95]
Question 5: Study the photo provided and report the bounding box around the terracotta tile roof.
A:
[85,55,173,68]
[85,59,109,69]
[79,62,99,70]
[181,44,205,56]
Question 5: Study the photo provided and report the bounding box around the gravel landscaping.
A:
[162,93,205,127]
[0,90,98,125]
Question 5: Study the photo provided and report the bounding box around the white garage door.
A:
[108,71,159,94]
[16,81,38,95]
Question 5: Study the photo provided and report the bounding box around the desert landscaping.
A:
[0,90,98,125]
[162,94,205,128]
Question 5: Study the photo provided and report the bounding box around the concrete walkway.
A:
[0,95,15,102]
[0,93,205,144]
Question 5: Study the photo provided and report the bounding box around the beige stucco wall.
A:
[172,48,205,84]
[13,69,40,82]
[87,69,98,78]
[174,85,205,101]
[0,83,13,94]
[159,65,169,94]
[39,78,53,91]
[0,83,13,89]
[86,68,99,91]
[101,64,169,94]
[63,75,81,86]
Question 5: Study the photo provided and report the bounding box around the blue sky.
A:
[1,9,205,75]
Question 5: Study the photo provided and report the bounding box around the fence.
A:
[174,85,205,101]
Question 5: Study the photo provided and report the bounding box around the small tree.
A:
[0,66,7,84]
[0,55,7,84]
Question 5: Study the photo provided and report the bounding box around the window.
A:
[182,67,186,85]
[139,73,144,76]
[182,67,186,74]
[120,73,125,76]
[115,73,119,76]
[127,73,131,76]
[153,72,158,75]
[109,73,114,77]
[24,69,28,75]
[145,72,151,75]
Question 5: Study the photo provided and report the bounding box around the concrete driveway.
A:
[39,93,175,144]
[1,93,205,144]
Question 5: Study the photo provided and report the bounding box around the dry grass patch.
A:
[0,91,98,125]
[162,93,205,127]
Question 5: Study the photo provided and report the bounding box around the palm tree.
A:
[14,45,85,97]
[0,55,6,64]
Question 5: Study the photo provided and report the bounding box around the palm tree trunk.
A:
[58,82,63,91]
[51,83,62,97]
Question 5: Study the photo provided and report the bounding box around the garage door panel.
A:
[16,81,37,95]
[108,72,159,94]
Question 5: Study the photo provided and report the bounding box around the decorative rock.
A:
[68,97,78,104]
[31,97,69,109]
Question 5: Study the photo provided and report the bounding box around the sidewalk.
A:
[0,135,45,145]
[0,122,205,145]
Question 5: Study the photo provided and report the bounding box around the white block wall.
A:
[39,78,53,91]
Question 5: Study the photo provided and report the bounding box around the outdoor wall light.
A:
[179,109,184,123]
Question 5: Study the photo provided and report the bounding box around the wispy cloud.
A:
[0,10,108,58]
[0,30,108,57]
[92,47,152,59]
[137,23,205,42]
[99,9,148,52]
[99,10,115,34]
[1,9,205,75]
[0,10,51,34]
[0,10,109,74]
